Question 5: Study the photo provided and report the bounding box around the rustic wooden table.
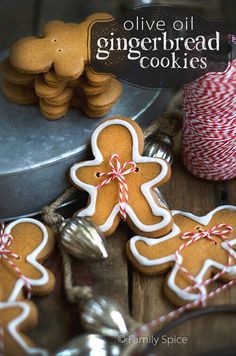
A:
[28,141,236,355]
[0,2,235,354]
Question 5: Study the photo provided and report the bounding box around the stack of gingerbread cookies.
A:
[0,13,122,120]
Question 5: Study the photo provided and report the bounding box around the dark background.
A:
[0,0,235,51]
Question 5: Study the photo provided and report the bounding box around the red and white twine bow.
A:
[0,222,32,299]
[175,223,235,306]
[96,154,137,221]
[133,224,236,338]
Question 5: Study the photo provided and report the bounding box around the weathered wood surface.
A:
[0,1,235,354]
[131,152,236,355]
[27,142,236,354]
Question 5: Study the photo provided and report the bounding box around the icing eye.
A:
[96,172,100,177]
[52,39,58,42]
[57,48,63,52]
[135,167,140,173]
[211,241,218,246]
[195,225,203,232]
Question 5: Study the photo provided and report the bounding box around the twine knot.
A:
[41,206,63,230]
[176,223,234,306]
[96,154,137,221]
[181,224,233,246]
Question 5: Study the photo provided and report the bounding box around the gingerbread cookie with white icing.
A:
[0,300,48,355]
[70,116,173,237]
[127,205,236,306]
[0,218,55,301]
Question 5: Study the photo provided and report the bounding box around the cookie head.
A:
[94,116,144,160]
[0,218,55,301]
[10,21,85,79]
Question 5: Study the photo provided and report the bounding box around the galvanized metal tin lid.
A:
[1,84,158,175]
[0,51,161,220]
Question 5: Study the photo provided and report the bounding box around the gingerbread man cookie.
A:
[85,67,113,87]
[0,218,55,301]
[70,116,173,237]
[2,80,38,105]
[9,13,112,80]
[71,78,122,118]
[35,76,65,99]
[0,300,47,355]
[127,205,236,306]
[0,58,35,86]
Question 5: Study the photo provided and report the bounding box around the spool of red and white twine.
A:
[182,48,236,181]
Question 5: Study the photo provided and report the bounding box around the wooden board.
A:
[0,1,235,353]
[131,151,236,355]
[26,145,236,354]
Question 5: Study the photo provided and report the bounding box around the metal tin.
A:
[0,51,172,220]
[144,132,174,164]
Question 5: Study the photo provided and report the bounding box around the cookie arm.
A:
[127,230,182,275]
[10,37,53,74]
[165,266,206,306]
[54,56,85,80]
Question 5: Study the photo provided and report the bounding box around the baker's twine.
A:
[0,223,32,298]
[59,245,93,302]
[182,57,236,181]
[121,223,236,356]
[175,224,234,306]
[42,187,93,303]
[97,154,136,221]
[41,187,76,230]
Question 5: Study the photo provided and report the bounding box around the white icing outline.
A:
[3,218,50,301]
[70,118,172,233]
[0,301,48,355]
[129,205,236,301]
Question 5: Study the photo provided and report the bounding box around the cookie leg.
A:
[0,301,47,356]
[165,268,207,306]
[127,195,173,238]
[75,192,121,237]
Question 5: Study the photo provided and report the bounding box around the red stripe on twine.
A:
[97,154,136,221]
[182,57,236,181]
[134,279,236,338]
[0,222,32,298]
[175,224,234,306]
[133,224,235,338]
